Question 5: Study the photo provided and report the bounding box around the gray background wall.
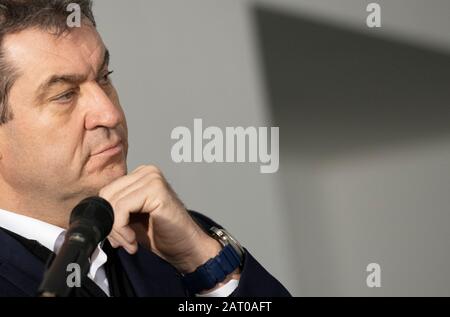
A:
[93,0,450,296]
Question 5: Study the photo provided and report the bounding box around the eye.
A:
[54,90,77,104]
[98,70,114,85]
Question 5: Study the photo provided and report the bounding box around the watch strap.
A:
[182,244,241,294]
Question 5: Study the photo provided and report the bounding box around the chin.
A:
[103,162,127,180]
[90,161,127,188]
[82,155,128,191]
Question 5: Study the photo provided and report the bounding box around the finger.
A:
[108,173,164,209]
[110,229,138,254]
[113,189,149,231]
[109,186,159,252]
[99,165,159,200]
[126,241,139,254]
[108,231,123,247]
[99,172,145,201]
[115,225,137,245]
[132,165,153,174]
[113,184,165,233]
[107,235,119,248]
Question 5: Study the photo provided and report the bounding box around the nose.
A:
[84,83,123,130]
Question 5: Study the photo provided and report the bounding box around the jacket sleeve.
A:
[188,210,291,297]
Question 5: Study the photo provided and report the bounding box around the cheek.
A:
[6,122,80,174]
[3,98,86,180]
[0,138,51,187]
[8,138,61,170]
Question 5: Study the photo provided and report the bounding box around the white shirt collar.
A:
[0,207,109,294]
[0,208,65,252]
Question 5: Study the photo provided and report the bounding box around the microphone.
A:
[38,196,114,297]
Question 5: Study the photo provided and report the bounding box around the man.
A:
[0,0,290,297]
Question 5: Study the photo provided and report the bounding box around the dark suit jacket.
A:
[0,210,291,297]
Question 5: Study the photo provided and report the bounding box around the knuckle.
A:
[155,193,170,209]
[144,165,162,175]
[149,175,165,187]
[129,244,138,254]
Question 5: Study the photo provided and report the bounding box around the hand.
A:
[98,165,222,273]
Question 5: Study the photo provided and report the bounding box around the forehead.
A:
[2,24,105,77]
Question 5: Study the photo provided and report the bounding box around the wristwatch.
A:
[209,226,245,264]
[182,226,245,294]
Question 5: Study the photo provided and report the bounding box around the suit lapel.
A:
[0,228,46,296]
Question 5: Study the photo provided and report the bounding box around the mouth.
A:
[92,140,123,157]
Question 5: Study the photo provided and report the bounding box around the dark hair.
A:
[0,0,96,124]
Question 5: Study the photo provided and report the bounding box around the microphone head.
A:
[69,196,114,241]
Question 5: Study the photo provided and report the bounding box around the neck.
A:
[0,182,92,229]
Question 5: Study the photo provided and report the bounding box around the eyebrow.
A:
[35,49,110,101]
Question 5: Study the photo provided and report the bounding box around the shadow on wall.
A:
[254,6,450,160]
[252,6,450,296]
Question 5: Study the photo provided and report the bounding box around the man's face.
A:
[0,24,128,202]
